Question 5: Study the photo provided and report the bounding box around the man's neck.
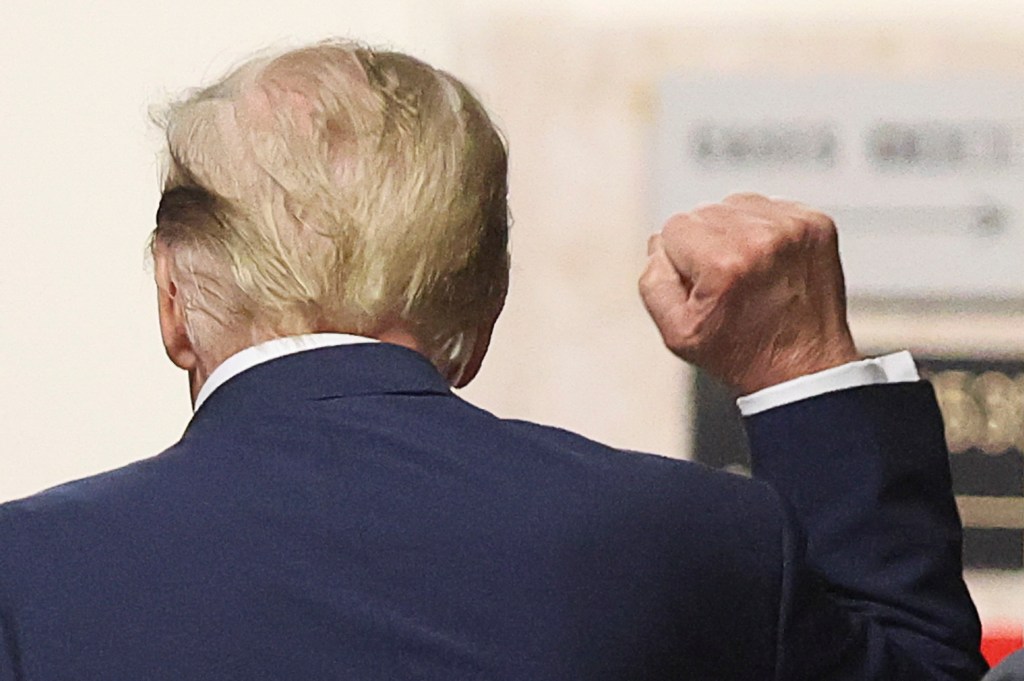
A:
[190,332,391,411]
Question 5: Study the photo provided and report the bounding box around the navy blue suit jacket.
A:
[0,344,986,679]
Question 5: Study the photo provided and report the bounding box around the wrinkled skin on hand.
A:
[640,193,860,395]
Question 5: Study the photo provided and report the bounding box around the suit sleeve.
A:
[0,510,21,681]
[744,381,989,681]
[0,612,16,681]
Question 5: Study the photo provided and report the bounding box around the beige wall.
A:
[2,0,1022,622]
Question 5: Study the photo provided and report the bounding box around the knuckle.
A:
[637,272,648,293]
[638,257,677,297]
[792,203,835,230]
[723,192,765,204]
[662,323,695,352]
[816,213,838,237]
[661,215,689,240]
[713,253,747,279]
[748,226,778,252]
[803,212,838,243]
[637,268,657,294]
[638,262,658,289]
[769,196,802,211]
[691,203,727,221]
[664,211,691,229]
[646,233,662,256]
[787,212,807,228]
[766,215,811,249]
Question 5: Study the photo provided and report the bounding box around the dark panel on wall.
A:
[964,529,1024,570]
[692,356,1024,570]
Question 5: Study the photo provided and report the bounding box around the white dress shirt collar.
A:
[193,333,378,412]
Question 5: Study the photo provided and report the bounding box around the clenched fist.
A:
[640,194,860,395]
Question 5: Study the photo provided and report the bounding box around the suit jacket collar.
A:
[192,333,377,412]
[186,343,451,430]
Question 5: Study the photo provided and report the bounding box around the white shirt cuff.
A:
[736,350,920,416]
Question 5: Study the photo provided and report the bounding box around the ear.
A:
[451,299,505,388]
[153,242,199,372]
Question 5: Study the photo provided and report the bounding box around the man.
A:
[0,40,986,679]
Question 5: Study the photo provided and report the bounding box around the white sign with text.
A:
[653,77,1024,302]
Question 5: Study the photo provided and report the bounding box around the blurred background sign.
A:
[653,77,1024,303]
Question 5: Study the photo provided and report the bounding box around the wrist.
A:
[734,338,861,395]
[737,351,920,416]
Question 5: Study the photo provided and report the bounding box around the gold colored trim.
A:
[957,496,1024,530]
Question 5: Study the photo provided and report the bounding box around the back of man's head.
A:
[152,40,509,384]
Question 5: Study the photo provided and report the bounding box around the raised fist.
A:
[640,193,860,395]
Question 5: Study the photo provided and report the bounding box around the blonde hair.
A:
[152,40,509,382]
